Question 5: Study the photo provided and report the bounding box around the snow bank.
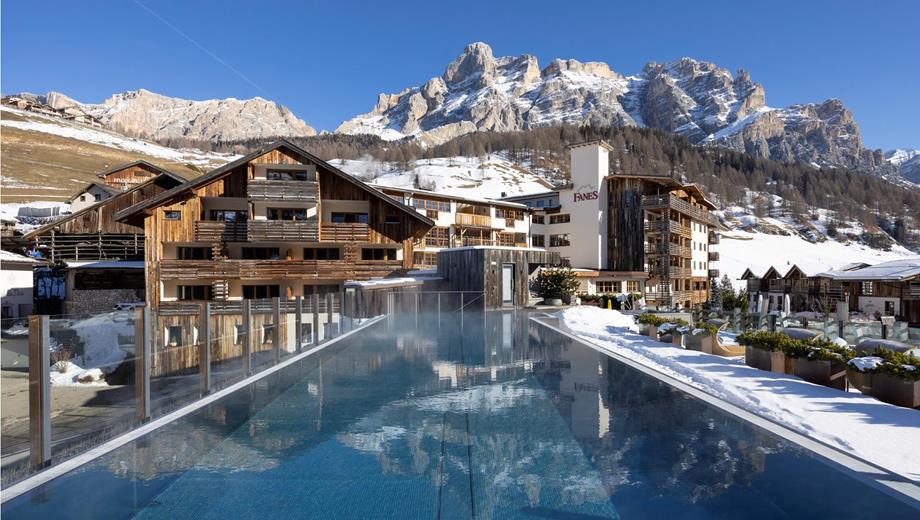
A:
[49,361,107,387]
[68,312,133,373]
[555,306,920,482]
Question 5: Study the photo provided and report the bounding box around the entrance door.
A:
[501,264,514,306]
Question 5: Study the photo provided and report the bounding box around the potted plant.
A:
[738,331,790,373]
[684,323,720,354]
[783,338,852,390]
[636,313,666,339]
[538,268,579,306]
[847,348,920,408]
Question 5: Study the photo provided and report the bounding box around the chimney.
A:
[500,191,507,198]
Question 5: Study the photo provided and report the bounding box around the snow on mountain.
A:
[19,89,316,143]
[885,148,920,183]
[337,42,893,174]
[329,154,554,199]
[713,195,916,289]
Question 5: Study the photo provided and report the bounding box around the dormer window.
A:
[267,169,312,181]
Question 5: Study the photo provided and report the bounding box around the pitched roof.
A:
[24,172,187,240]
[739,268,757,280]
[762,266,781,279]
[816,257,920,281]
[113,140,434,228]
[784,264,807,278]
[65,181,122,203]
[95,160,186,184]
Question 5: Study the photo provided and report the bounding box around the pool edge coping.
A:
[0,315,387,504]
[529,314,920,509]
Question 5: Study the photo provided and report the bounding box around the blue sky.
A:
[2,0,917,149]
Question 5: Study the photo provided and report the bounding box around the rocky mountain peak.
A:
[443,42,497,89]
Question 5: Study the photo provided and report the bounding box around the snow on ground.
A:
[556,306,920,482]
[330,154,553,199]
[1,106,238,166]
[49,361,107,387]
[67,312,133,374]
[718,229,915,290]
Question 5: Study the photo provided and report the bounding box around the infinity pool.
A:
[3,311,917,518]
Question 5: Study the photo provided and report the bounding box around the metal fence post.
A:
[437,292,441,328]
[326,292,334,340]
[135,307,151,422]
[312,292,320,344]
[272,297,281,363]
[341,288,350,332]
[28,315,51,470]
[242,299,252,375]
[295,296,304,353]
[199,303,211,396]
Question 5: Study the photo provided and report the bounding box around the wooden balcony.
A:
[195,221,247,242]
[708,251,720,261]
[709,232,720,244]
[320,223,369,242]
[644,219,691,239]
[247,179,318,202]
[708,268,721,279]
[456,213,494,228]
[247,220,318,241]
[642,194,719,226]
[159,258,403,281]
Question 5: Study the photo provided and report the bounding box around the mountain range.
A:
[5,42,916,181]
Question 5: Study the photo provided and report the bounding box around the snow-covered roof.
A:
[817,257,920,281]
[0,249,45,264]
[344,276,440,288]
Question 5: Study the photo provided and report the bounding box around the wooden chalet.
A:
[114,140,434,310]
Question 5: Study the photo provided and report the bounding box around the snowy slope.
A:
[329,154,554,199]
[1,106,238,166]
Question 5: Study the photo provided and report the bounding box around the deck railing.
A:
[195,221,247,242]
[247,220,318,241]
[320,223,370,242]
[247,179,318,202]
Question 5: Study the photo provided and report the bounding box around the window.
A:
[384,215,401,225]
[266,169,312,181]
[497,233,515,247]
[361,248,397,261]
[74,271,144,290]
[424,227,450,247]
[532,235,545,247]
[301,323,314,345]
[167,326,183,347]
[549,234,570,247]
[177,247,212,260]
[495,209,523,220]
[234,324,244,345]
[411,198,450,212]
[331,212,368,224]
[596,281,619,293]
[536,200,545,208]
[626,281,640,293]
[209,209,248,222]
[267,207,308,220]
[426,209,439,219]
[262,324,275,344]
[413,251,438,266]
[861,281,874,295]
[304,284,339,295]
[243,285,280,299]
[303,247,341,260]
[549,214,570,224]
[94,193,103,201]
[532,215,545,224]
[164,211,181,220]
[177,285,212,301]
[241,247,280,260]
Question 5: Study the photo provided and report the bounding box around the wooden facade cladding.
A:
[641,194,720,226]
[127,141,434,308]
[98,162,162,189]
[607,177,646,273]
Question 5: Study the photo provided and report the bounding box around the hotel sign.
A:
[573,185,598,202]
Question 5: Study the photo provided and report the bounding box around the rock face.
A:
[28,89,315,143]
[337,42,891,173]
[886,149,920,184]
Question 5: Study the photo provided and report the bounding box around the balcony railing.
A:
[159,258,403,281]
[644,219,691,239]
[320,223,370,242]
[642,194,720,226]
[709,268,721,279]
[709,232,720,244]
[247,179,318,202]
[456,213,494,228]
[195,221,247,242]
[460,237,495,247]
[247,220,318,241]
[708,251,720,261]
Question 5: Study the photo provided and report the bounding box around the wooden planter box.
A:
[672,330,684,347]
[640,324,658,340]
[792,358,847,390]
[745,345,788,373]
[685,333,715,354]
[847,369,920,408]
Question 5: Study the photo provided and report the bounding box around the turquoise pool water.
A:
[3,311,917,518]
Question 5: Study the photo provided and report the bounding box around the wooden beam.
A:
[134,307,151,422]
[199,302,211,395]
[28,315,51,470]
